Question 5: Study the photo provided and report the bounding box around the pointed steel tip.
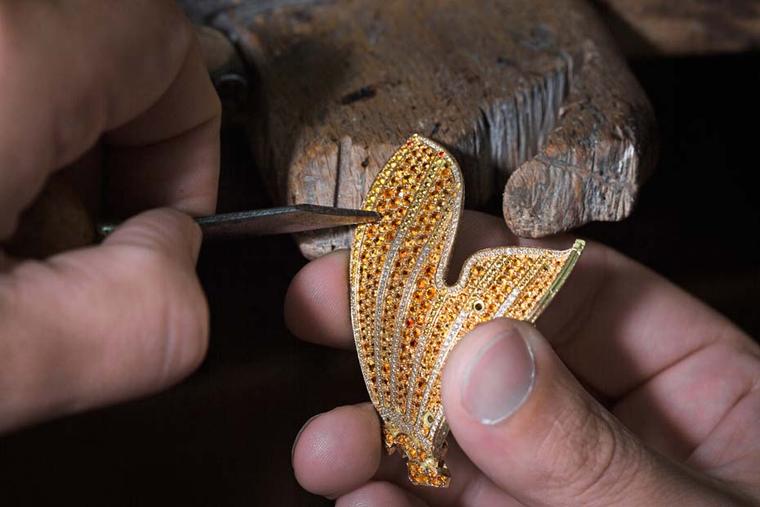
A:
[350,209,382,224]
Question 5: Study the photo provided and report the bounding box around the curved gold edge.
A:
[527,239,586,323]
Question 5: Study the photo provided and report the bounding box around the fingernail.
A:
[461,327,536,425]
[291,413,320,462]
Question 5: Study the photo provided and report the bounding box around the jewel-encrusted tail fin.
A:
[384,425,450,487]
[349,134,584,488]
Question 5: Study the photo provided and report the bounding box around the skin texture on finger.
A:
[105,37,221,216]
[441,319,739,507]
[613,340,760,459]
[292,404,383,498]
[0,0,220,238]
[336,482,428,507]
[689,389,760,497]
[292,403,521,506]
[285,251,353,349]
[538,243,755,398]
[0,209,208,432]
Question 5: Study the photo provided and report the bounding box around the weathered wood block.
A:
[206,0,657,258]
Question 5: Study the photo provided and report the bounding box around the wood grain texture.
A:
[596,0,760,56]
[218,0,656,258]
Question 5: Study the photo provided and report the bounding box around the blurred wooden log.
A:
[189,0,657,259]
[596,0,760,56]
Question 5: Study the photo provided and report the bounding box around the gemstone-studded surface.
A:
[349,134,584,487]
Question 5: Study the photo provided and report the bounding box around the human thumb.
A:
[441,319,732,506]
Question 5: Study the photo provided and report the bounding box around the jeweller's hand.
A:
[0,1,220,432]
[286,211,760,506]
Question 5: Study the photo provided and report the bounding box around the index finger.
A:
[0,0,220,238]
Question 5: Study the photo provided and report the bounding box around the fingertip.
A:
[105,208,202,265]
[336,482,427,507]
[0,207,210,431]
[104,37,221,217]
[285,250,353,349]
[97,208,209,385]
[105,115,221,217]
[292,403,382,498]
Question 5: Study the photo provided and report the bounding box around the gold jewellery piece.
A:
[349,134,584,487]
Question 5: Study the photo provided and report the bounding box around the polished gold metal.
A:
[349,134,584,487]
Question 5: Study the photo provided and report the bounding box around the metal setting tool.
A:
[98,205,381,239]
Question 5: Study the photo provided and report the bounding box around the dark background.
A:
[2,49,759,507]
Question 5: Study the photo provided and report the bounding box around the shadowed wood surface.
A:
[181,0,760,57]
[215,0,656,258]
